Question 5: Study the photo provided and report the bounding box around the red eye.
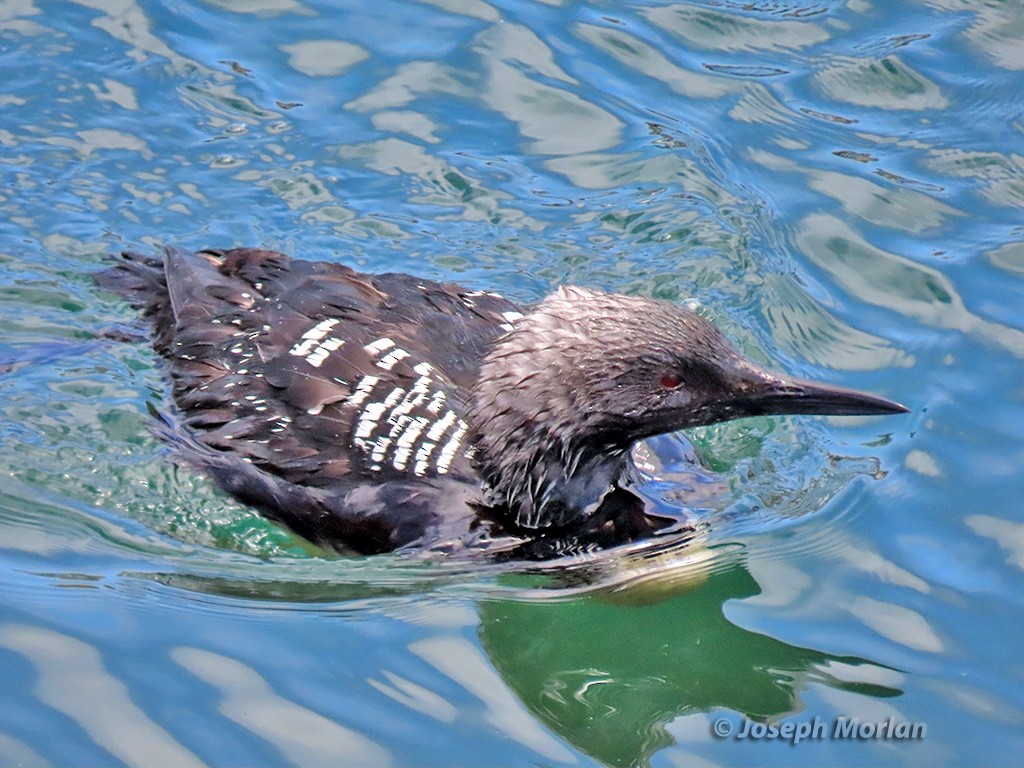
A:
[660,373,682,389]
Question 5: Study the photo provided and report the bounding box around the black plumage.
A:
[97,247,907,558]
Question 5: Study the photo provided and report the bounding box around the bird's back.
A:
[98,247,525,553]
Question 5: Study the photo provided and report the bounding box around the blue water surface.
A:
[1,1,1023,766]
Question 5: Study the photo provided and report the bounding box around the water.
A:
[1,0,1022,765]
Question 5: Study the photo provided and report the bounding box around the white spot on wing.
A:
[347,375,380,408]
[289,338,318,357]
[425,390,446,414]
[499,309,525,332]
[436,420,468,474]
[290,318,340,356]
[377,348,410,371]
[382,386,406,408]
[371,433,392,462]
[305,336,345,368]
[413,441,438,476]
[392,416,429,471]
[354,401,388,439]
[305,318,339,339]
[364,337,395,356]
[425,409,457,443]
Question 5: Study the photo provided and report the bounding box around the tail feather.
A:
[94,251,167,310]
[96,249,177,354]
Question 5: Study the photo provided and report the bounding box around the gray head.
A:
[469,286,907,530]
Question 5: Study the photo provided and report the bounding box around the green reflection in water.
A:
[479,560,901,768]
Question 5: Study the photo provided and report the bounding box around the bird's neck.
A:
[468,291,636,529]
[470,423,633,530]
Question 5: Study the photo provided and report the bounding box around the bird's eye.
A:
[660,373,683,389]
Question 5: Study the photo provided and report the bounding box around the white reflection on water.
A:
[847,596,944,654]
[71,0,183,66]
[643,4,831,54]
[0,624,204,768]
[836,542,931,594]
[0,731,48,768]
[904,449,943,478]
[815,56,949,111]
[410,634,578,763]
[281,38,368,77]
[929,0,1024,71]
[474,23,624,156]
[575,23,740,100]
[758,273,912,372]
[367,670,458,722]
[172,646,392,767]
[965,515,1024,572]
[748,147,964,233]
[796,213,1024,358]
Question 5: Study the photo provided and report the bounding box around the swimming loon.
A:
[97,247,908,558]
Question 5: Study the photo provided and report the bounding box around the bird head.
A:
[470,286,907,530]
